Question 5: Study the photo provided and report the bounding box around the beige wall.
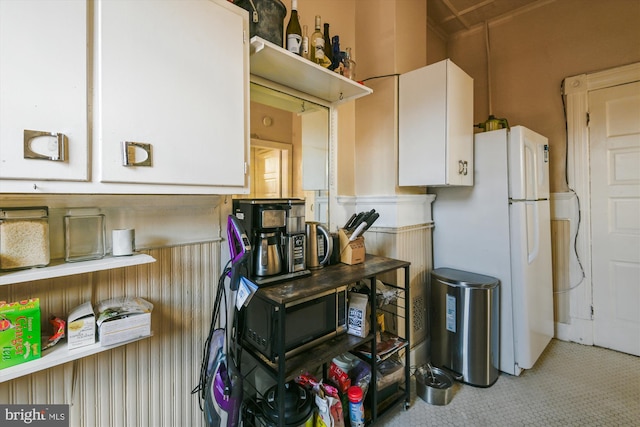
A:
[286,0,639,195]
[446,0,640,192]
[286,0,359,196]
[353,0,428,196]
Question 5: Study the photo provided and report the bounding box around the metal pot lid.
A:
[261,382,313,425]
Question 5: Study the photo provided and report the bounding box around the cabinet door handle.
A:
[458,160,469,175]
[458,160,469,176]
[23,130,67,161]
[122,141,153,167]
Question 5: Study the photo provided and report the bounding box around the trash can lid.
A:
[432,267,499,288]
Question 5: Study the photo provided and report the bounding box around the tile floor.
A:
[382,339,640,426]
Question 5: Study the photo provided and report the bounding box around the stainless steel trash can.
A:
[430,268,500,387]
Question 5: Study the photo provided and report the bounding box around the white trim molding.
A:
[561,61,640,345]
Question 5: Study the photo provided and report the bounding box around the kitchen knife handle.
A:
[363,212,379,231]
[344,213,357,229]
[348,212,366,231]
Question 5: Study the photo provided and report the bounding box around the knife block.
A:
[338,228,365,265]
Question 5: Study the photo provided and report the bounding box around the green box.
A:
[0,298,41,370]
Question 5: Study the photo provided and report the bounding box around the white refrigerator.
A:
[432,126,554,376]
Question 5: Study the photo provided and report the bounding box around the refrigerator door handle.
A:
[528,203,540,264]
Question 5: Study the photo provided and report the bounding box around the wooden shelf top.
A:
[255,254,410,305]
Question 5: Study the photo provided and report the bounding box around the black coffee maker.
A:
[232,199,310,286]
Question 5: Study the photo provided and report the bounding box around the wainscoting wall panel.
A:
[0,242,221,427]
[551,219,571,324]
[365,223,433,348]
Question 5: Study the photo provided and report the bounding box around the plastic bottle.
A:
[348,385,365,427]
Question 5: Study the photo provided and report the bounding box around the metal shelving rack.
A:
[239,254,410,426]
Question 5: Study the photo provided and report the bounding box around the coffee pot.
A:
[475,114,510,132]
[305,222,332,269]
[254,231,283,277]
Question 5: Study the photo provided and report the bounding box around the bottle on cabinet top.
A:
[323,22,333,69]
[343,47,356,80]
[331,35,341,72]
[310,16,332,68]
[286,0,302,55]
[302,24,309,59]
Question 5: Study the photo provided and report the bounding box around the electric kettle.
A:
[475,115,510,132]
[254,232,283,276]
[305,222,332,270]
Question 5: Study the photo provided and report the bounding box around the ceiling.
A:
[427,0,543,38]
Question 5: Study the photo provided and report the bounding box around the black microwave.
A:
[242,285,348,362]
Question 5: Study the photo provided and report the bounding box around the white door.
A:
[0,0,88,182]
[509,199,554,370]
[97,0,247,188]
[508,126,550,201]
[252,147,281,198]
[589,81,640,356]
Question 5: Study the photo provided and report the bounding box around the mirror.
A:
[244,82,330,223]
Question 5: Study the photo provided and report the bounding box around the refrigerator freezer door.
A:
[508,126,550,200]
[508,199,554,370]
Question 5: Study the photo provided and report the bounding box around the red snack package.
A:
[328,362,351,393]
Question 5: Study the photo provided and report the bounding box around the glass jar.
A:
[0,207,50,271]
[64,213,106,262]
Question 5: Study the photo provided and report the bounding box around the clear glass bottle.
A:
[286,0,302,55]
[311,15,325,65]
[302,24,309,59]
[343,47,356,81]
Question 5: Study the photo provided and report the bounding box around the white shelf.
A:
[0,334,152,383]
[249,36,373,105]
[0,254,156,286]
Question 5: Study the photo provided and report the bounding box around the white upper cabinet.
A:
[399,59,474,187]
[0,0,88,182]
[97,0,249,190]
[0,0,248,194]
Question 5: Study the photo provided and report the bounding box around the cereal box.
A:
[0,298,41,369]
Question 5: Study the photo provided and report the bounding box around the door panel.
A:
[589,81,640,356]
[0,0,88,181]
[508,126,549,200]
[97,0,246,187]
[509,200,554,369]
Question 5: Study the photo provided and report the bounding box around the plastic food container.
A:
[0,207,50,271]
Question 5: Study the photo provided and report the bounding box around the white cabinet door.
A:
[97,0,248,189]
[0,0,88,181]
[398,59,473,187]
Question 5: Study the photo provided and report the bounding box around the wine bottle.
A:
[302,24,309,59]
[311,15,325,65]
[286,0,302,55]
[323,23,333,69]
